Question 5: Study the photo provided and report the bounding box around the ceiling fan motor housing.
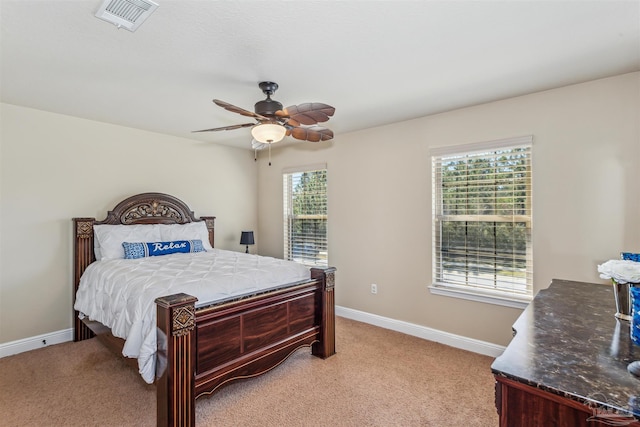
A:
[255,81,283,116]
[254,98,283,116]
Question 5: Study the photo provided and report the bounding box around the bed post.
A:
[199,216,215,248]
[310,267,337,359]
[155,293,198,427]
[73,217,97,342]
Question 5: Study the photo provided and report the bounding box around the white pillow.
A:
[158,222,213,251]
[93,224,162,260]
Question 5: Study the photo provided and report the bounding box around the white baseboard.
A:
[0,328,74,358]
[1,308,506,359]
[336,305,505,358]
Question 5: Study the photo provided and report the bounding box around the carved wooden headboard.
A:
[72,192,215,341]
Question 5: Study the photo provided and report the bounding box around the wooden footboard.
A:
[155,267,335,427]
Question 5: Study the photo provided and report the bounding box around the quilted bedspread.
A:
[74,249,311,383]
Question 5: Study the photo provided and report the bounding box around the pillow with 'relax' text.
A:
[122,240,205,259]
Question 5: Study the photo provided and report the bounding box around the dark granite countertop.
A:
[491,279,640,418]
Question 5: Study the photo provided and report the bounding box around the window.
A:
[430,136,533,308]
[283,165,328,267]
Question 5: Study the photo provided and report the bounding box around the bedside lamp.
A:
[240,231,255,254]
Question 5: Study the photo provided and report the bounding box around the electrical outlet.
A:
[370,283,378,294]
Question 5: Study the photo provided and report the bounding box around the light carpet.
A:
[0,317,498,426]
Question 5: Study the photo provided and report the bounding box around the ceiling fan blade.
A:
[284,118,301,127]
[213,99,269,120]
[192,122,255,133]
[280,103,335,125]
[288,125,334,142]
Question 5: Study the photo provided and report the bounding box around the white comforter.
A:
[74,249,310,383]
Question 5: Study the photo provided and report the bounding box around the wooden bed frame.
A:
[72,192,336,427]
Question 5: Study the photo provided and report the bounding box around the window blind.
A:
[431,136,533,300]
[283,167,328,267]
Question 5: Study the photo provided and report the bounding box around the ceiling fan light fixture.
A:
[251,123,286,144]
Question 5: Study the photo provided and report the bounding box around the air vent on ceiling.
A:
[95,0,159,32]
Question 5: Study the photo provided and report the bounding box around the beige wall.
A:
[2,72,638,348]
[257,72,640,346]
[0,103,258,343]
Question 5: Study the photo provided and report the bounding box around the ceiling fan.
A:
[193,82,335,163]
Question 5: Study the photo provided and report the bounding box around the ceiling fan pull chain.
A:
[268,143,272,166]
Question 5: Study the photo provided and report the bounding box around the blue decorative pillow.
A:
[122,240,205,259]
[622,252,640,262]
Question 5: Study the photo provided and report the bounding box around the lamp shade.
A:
[240,231,255,246]
[251,123,286,143]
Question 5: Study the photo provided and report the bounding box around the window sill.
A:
[428,284,531,309]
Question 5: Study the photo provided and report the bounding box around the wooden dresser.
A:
[491,279,640,426]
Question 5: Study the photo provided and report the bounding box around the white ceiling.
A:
[1,1,639,150]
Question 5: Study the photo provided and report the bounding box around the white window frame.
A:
[283,164,328,267]
[429,136,533,309]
